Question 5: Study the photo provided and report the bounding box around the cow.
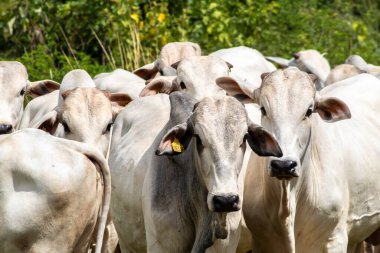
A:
[110,54,258,253]
[109,93,171,253]
[30,70,131,253]
[110,92,282,253]
[139,55,230,100]
[19,69,96,129]
[93,68,145,98]
[211,46,276,253]
[266,49,330,90]
[0,128,110,253]
[325,64,364,85]
[210,46,276,89]
[346,55,380,77]
[33,87,131,156]
[0,61,59,133]
[134,41,202,80]
[237,68,380,253]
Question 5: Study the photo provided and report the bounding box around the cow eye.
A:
[104,122,113,134]
[180,81,186,89]
[19,88,26,96]
[62,121,70,133]
[195,134,203,146]
[305,108,313,118]
[260,106,266,116]
[240,135,247,147]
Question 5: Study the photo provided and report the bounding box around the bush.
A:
[0,0,379,81]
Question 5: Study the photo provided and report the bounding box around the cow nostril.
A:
[288,161,297,169]
[0,124,13,135]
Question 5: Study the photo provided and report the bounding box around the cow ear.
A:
[314,97,351,123]
[139,76,177,97]
[133,62,159,80]
[34,110,59,135]
[216,77,254,103]
[265,56,290,68]
[308,73,318,83]
[246,122,283,157]
[225,61,233,70]
[161,66,177,76]
[156,122,192,156]
[26,80,60,98]
[108,93,133,118]
[170,61,181,70]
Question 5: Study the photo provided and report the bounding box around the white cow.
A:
[134,41,202,79]
[266,49,331,90]
[346,55,380,77]
[239,69,380,253]
[325,64,364,85]
[93,68,145,98]
[0,61,59,133]
[139,55,230,100]
[109,55,239,252]
[31,70,131,253]
[211,46,276,253]
[210,46,276,90]
[33,87,131,156]
[0,128,110,253]
[19,69,96,129]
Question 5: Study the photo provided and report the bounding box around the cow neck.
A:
[191,144,229,242]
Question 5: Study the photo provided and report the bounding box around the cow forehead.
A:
[178,56,228,79]
[261,69,315,113]
[192,97,247,144]
[0,61,28,91]
[62,88,112,120]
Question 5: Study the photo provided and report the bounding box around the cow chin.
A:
[207,192,241,213]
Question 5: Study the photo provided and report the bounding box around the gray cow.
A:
[142,93,282,253]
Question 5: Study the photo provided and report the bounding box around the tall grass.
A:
[91,24,155,71]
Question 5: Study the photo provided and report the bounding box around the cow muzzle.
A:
[0,124,13,135]
[270,159,298,180]
[212,194,240,212]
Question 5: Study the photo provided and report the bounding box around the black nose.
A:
[0,124,13,135]
[270,159,298,179]
[293,52,301,59]
[213,195,240,212]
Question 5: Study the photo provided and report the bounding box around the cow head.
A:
[257,68,350,180]
[134,42,202,80]
[0,61,60,134]
[36,87,131,156]
[156,96,282,212]
[140,56,231,100]
[267,49,331,90]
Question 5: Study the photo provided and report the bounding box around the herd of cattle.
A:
[1,41,380,253]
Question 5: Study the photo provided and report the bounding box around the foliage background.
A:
[0,0,379,82]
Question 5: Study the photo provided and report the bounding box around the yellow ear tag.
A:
[171,138,184,153]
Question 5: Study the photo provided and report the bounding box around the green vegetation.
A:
[0,0,379,81]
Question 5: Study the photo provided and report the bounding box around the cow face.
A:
[174,56,229,100]
[134,42,202,80]
[139,56,231,99]
[157,96,282,213]
[0,61,60,134]
[258,68,350,180]
[37,88,131,156]
[0,62,28,134]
